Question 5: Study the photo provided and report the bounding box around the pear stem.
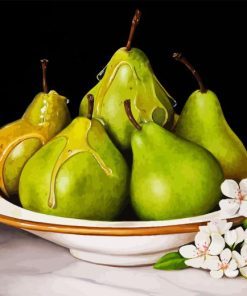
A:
[124,100,142,130]
[87,94,94,120]
[40,59,48,93]
[126,9,142,51]
[172,53,207,93]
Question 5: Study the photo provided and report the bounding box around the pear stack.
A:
[1,9,246,222]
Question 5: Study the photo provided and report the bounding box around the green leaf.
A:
[240,267,247,279]
[153,251,188,270]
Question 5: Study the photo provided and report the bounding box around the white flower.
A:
[245,230,247,245]
[224,227,246,248]
[232,244,247,278]
[199,218,232,235]
[179,231,225,269]
[220,179,247,217]
[208,248,239,279]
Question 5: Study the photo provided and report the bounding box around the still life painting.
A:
[0,1,246,295]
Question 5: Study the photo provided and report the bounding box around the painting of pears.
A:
[0,8,246,223]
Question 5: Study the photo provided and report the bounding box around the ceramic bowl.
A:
[0,196,244,266]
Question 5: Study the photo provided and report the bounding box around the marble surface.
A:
[0,224,247,296]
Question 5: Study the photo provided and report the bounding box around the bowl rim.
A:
[0,213,244,236]
[0,196,244,236]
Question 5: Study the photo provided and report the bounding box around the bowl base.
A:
[69,248,168,267]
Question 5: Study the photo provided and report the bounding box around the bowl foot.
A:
[69,248,169,267]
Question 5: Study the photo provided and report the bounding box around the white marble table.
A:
[0,224,247,296]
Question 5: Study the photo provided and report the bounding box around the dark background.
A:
[0,0,246,146]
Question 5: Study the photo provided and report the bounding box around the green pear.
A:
[79,10,175,150]
[173,53,247,181]
[0,60,71,198]
[19,95,129,220]
[124,100,224,220]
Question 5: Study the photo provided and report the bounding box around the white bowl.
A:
[0,196,243,266]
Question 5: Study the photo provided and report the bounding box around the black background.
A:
[0,0,246,147]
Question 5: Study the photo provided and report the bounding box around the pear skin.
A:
[131,122,224,220]
[19,116,129,220]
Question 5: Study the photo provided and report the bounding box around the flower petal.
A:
[239,201,247,218]
[221,179,240,198]
[179,245,198,259]
[232,250,246,268]
[235,227,245,245]
[220,248,232,263]
[240,179,247,195]
[240,244,247,261]
[199,219,232,235]
[225,229,237,247]
[204,255,221,270]
[240,267,247,278]
[219,199,240,216]
[195,232,210,250]
[220,220,233,235]
[208,233,225,255]
[210,269,224,279]
[224,268,239,278]
[185,256,204,268]
[228,259,238,270]
[199,225,210,234]
[208,220,220,234]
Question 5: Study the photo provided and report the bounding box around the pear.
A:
[19,95,129,220]
[0,59,71,197]
[173,53,247,181]
[79,10,175,150]
[124,100,224,220]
